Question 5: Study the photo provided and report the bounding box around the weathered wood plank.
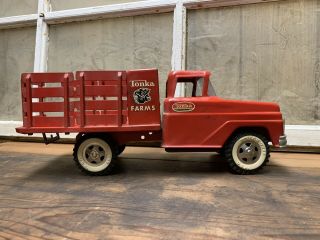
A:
[0,142,319,239]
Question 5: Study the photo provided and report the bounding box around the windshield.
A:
[207,80,216,96]
[196,78,216,96]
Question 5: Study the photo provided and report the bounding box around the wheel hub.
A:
[84,144,106,165]
[244,146,254,155]
[237,140,261,164]
[90,150,99,160]
[76,138,113,174]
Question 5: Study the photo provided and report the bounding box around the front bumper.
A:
[279,135,287,147]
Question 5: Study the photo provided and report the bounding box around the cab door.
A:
[162,77,219,148]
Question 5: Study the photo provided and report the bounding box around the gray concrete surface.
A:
[0,142,319,239]
[187,0,320,125]
[0,0,37,18]
[0,27,36,120]
[48,12,173,105]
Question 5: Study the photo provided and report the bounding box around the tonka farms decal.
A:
[130,80,156,112]
[172,102,195,112]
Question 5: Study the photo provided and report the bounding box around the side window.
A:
[195,78,204,96]
[174,82,184,97]
[184,82,194,97]
[174,78,205,98]
[174,82,194,97]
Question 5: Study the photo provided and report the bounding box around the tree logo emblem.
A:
[133,88,151,104]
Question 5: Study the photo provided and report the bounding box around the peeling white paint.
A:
[0,14,38,29]
[33,0,49,72]
[172,0,186,97]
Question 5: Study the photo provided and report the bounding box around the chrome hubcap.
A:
[237,141,261,164]
[84,144,106,165]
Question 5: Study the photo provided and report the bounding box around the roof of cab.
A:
[168,70,211,79]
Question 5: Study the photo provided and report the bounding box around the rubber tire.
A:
[224,132,270,175]
[117,145,126,155]
[73,134,117,176]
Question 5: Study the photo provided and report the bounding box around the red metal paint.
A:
[16,69,285,148]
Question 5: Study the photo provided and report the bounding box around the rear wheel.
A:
[73,135,116,175]
[224,132,270,174]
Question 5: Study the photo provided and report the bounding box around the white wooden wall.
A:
[0,0,319,146]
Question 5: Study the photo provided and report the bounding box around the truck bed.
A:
[16,70,161,134]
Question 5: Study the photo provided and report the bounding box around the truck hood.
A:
[166,96,282,114]
[213,98,281,113]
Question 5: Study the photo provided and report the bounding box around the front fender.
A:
[202,120,284,147]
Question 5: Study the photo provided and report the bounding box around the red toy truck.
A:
[16,69,286,175]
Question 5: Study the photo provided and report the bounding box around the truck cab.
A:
[162,70,286,174]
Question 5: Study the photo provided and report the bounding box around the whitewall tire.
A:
[73,136,116,175]
[224,132,270,174]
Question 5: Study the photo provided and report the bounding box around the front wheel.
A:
[224,132,270,174]
[73,136,116,175]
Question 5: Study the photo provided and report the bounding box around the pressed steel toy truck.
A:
[16,69,287,175]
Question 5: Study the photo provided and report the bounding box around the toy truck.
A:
[16,69,286,175]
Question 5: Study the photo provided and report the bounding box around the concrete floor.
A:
[0,142,319,240]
